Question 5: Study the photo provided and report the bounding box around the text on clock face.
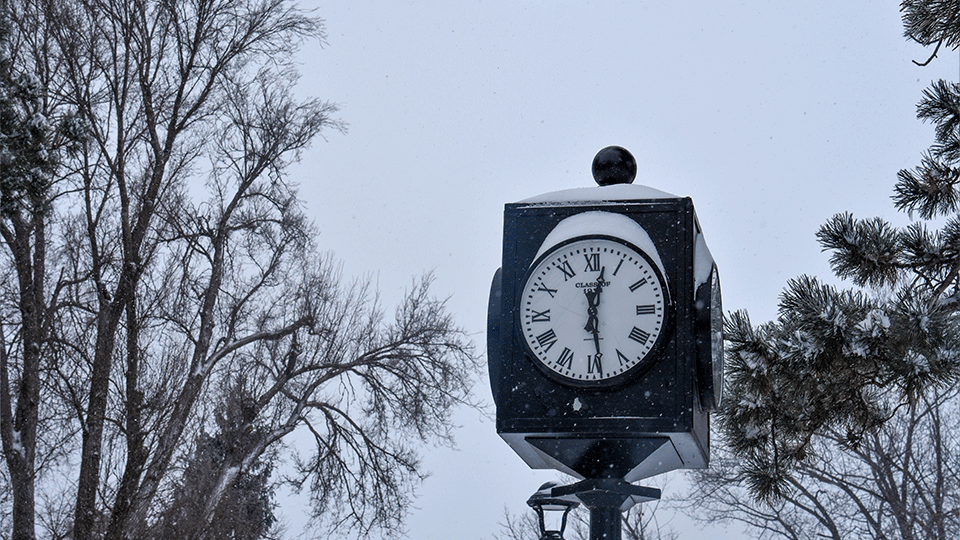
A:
[575,280,611,289]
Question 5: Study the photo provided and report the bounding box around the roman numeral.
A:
[629,278,648,292]
[536,284,558,298]
[616,349,630,366]
[612,259,624,276]
[628,327,650,345]
[584,253,600,272]
[636,304,656,315]
[587,354,602,374]
[536,329,559,352]
[557,260,576,280]
[530,309,550,322]
[557,347,574,369]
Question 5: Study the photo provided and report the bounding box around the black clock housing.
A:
[488,190,718,482]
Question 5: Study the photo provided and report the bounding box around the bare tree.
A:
[0,1,480,540]
[685,385,960,540]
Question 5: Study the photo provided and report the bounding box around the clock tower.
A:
[487,146,722,483]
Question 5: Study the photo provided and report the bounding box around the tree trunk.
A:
[72,302,124,540]
[1,211,47,540]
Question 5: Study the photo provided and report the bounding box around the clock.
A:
[695,263,723,409]
[519,235,671,387]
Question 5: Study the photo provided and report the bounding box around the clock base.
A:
[526,436,675,480]
[500,430,707,483]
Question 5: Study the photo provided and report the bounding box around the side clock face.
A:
[696,264,724,410]
[519,236,671,386]
[711,268,724,406]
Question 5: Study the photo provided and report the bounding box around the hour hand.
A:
[583,267,604,334]
[584,289,599,334]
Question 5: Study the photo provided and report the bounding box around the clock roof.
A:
[518,184,679,205]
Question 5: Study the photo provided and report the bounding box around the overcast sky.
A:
[284,1,957,538]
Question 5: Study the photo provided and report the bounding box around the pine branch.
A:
[817,213,901,287]
[894,153,960,219]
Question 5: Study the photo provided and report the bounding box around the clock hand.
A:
[584,289,599,333]
[584,267,605,360]
[583,267,605,331]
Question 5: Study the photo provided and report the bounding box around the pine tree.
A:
[717,0,960,504]
[150,380,278,540]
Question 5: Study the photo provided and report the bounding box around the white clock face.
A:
[519,236,670,386]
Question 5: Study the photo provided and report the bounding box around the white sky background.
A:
[283,1,958,538]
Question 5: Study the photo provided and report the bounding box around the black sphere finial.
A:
[592,146,637,186]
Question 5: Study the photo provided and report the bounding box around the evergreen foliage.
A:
[715,0,960,507]
[0,13,84,216]
[150,381,277,540]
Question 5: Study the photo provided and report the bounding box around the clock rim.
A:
[695,263,723,410]
[517,234,674,389]
[708,266,723,408]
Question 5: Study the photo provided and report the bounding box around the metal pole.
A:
[551,478,659,540]
[589,505,621,540]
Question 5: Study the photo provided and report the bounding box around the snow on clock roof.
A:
[518,183,680,204]
[531,210,669,281]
